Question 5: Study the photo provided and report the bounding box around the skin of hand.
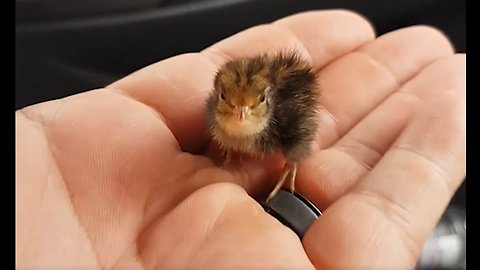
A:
[16,10,465,270]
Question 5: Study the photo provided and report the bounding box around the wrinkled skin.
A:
[16,10,465,270]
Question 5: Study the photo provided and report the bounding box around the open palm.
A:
[16,10,465,269]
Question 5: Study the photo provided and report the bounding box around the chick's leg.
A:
[222,149,232,167]
[289,162,297,194]
[266,161,297,202]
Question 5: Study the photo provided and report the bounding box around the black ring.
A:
[260,189,322,239]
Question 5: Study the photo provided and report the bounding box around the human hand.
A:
[16,10,465,269]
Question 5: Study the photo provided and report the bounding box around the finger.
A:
[108,10,375,154]
[138,182,314,269]
[205,10,375,70]
[303,55,465,269]
[299,54,465,209]
[313,25,454,150]
[107,54,218,154]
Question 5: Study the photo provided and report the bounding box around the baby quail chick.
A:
[205,51,319,202]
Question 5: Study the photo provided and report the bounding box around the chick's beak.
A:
[237,106,250,121]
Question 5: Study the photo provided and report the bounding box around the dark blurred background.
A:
[16,0,465,205]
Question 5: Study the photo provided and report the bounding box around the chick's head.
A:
[212,57,273,137]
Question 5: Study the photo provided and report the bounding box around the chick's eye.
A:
[259,94,266,103]
[219,92,226,101]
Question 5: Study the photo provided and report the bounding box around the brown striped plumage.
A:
[205,51,320,201]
